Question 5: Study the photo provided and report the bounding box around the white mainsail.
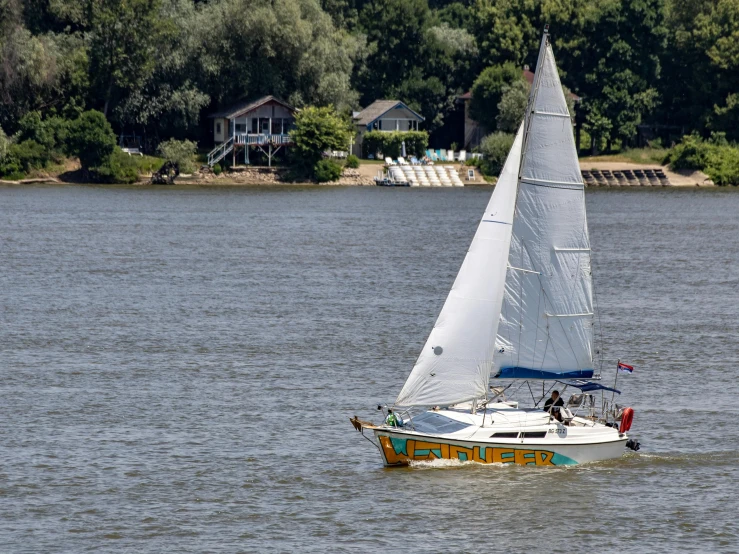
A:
[395,123,524,407]
[494,37,595,379]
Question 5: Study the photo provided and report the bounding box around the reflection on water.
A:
[0,185,738,551]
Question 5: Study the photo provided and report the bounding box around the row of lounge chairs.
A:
[383,165,465,187]
[580,168,673,187]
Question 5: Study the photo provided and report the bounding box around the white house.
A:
[207,95,297,167]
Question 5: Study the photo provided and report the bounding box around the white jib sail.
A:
[395,123,525,407]
[494,40,595,380]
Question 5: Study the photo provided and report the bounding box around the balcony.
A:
[234,133,293,146]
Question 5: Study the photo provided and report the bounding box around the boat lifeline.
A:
[351,27,640,467]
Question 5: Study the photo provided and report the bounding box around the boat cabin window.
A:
[521,431,547,439]
[490,432,519,438]
[410,412,471,434]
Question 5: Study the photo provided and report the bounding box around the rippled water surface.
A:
[1,184,738,552]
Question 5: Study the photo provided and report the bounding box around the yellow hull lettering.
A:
[379,436,560,467]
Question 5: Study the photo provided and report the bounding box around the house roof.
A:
[353,100,425,126]
[208,95,297,119]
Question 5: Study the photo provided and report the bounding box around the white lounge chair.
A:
[397,157,410,166]
[385,157,397,166]
[458,150,467,162]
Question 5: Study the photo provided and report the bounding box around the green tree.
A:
[88,0,169,117]
[67,110,116,170]
[544,0,666,149]
[495,79,529,132]
[290,106,350,172]
[157,138,198,173]
[478,131,514,176]
[469,62,522,131]
[496,80,576,133]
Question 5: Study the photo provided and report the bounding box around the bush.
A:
[157,138,197,174]
[478,132,515,176]
[345,154,360,168]
[667,134,712,170]
[290,107,350,170]
[17,112,70,155]
[361,130,429,159]
[67,110,116,170]
[213,163,222,175]
[11,140,50,172]
[94,148,139,184]
[314,159,342,182]
[667,133,739,185]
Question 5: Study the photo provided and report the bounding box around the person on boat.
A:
[384,409,403,427]
[543,390,564,421]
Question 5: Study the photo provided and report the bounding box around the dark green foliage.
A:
[11,140,50,172]
[290,107,350,171]
[17,111,70,155]
[667,134,713,171]
[94,148,140,184]
[667,133,739,185]
[361,131,429,159]
[5,0,739,155]
[314,159,343,182]
[157,139,197,174]
[478,132,515,177]
[345,154,360,168]
[67,110,116,170]
[469,63,522,132]
[213,163,222,175]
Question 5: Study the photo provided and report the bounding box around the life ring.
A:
[619,407,634,433]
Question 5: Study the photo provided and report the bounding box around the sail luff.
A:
[394,124,525,408]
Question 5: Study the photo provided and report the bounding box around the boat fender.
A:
[619,407,634,433]
[626,438,641,451]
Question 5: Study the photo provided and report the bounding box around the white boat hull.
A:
[369,405,629,466]
[374,428,627,466]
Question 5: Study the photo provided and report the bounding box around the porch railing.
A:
[235,133,292,145]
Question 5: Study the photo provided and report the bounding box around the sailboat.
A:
[351,27,640,467]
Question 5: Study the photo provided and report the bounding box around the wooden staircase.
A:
[207,137,234,167]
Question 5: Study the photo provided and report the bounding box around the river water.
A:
[1,184,737,552]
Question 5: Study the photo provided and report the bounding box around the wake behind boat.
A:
[351,27,640,467]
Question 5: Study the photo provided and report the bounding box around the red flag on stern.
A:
[617,362,634,374]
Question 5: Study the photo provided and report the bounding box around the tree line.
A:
[1,0,738,151]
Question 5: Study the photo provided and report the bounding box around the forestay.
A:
[395,124,525,407]
[494,38,595,380]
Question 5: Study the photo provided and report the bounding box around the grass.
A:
[359,159,387,165]
[132,154,165,174]
[579,147,670,165]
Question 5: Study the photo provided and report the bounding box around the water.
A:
[1,184,738,552]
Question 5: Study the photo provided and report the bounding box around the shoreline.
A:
[0,162,719,188]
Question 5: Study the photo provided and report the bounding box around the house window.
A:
[235,123,246,133]
[251,118,259,133]
[216,122,222,134]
